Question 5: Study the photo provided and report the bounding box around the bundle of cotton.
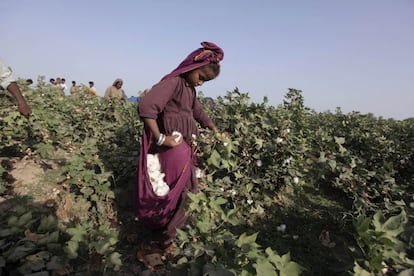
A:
[147,153,169,196]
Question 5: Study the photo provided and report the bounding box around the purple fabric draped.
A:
[135,127,192,230]
[161,41,224,81]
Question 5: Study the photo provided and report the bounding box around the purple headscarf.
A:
[161,41,224,81]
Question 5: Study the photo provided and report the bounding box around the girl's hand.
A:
[163,134,183,147]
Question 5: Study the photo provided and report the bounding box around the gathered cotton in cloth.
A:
[135,127,193,230]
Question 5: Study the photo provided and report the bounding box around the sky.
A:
[1,0,413,120]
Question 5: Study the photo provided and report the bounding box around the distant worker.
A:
[70,80,78,95]
[88,81,98,96]
[204,97,216,110]
[26,78,33,86]
[104,78,127,101]
[60,78,68,94]
[0,57,32,117]
[49,78,55,85]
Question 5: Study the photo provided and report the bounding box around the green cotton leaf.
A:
[246,183,254,193]
[176,228,189,241]
[95,240,112,254]
[214,197,228,205]
[255,138,264,149]
[6,243,36,262]
[18,212,33,227]
[328,159,337,171]
[355,214,371,234]
[36,142,55,158]
[265,247,282,266]
[334,136,345,145]
[223,209,241,225]
[221,159,230,169]
[65,240,79,259]
[240,270,251,276]
[46,255,66,270]
[372,211,384,231]
[48,231,59,243]
[67,226,87,242]
[207,150,221,168]
[246,249,261,259]
[377,236,395,247]
[279,262,304,276]
[202,263,234,276]
[254,258,278,276]
[210,202,223,214]
[236,232,258,247]
[354,262,371,276]
[196,218,213,233]
[281,252,292,263]
[177,256,188,265]
[234,170,244,179]
[108,252,122,266]
[318,152,327,163]
[0,228,12,238]
[37,215,57,232]
[382,210,407,237]
[22,252,48,272]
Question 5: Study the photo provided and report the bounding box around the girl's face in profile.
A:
[185,67,216,87]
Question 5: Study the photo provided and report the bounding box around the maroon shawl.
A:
[161,41,224,81]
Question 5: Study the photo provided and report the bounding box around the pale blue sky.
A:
[1,0,413,119]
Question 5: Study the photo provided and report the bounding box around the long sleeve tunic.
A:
[138,76,213,144]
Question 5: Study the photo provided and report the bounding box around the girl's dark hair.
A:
[204,62,220,78]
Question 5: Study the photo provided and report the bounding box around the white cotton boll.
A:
[172,131,182,143]
[147,153,169,196]
[276,137,283,144]
[247,199,254,205]
[223,142,228,147]
[283,157,292,166]
[195,168,202,178]
[293,177,299,184]
[149,168,162,179]
[256,160,262,167]
[277,224,286,232]
[148,156,161,171]
[154,181,170,196]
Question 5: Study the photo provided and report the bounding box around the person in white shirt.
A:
[60,78,68,94]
